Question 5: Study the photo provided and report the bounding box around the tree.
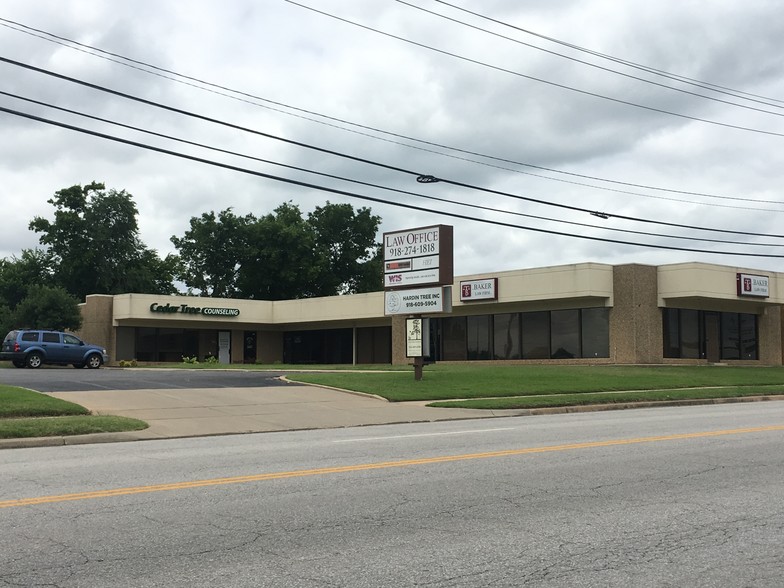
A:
[170,209,254,297]
[0,249,54,310]
[29,182,176,300]
[235,203,323,300]
[307,202,381,295]
[12,285,83,331]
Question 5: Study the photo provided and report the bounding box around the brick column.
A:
[610,264,662,364]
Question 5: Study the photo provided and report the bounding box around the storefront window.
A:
[740,314,758,360]
[663,309,758,361]
[467,315,491,360]
[521,312,550,359]
[721,313,740,360]
[581,308,609,358]
[680,310,700,359]
[550,309,580,359]
[493,313,521,360]
[441,317,467,361]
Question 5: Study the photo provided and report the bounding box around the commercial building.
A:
[77,262,784,366]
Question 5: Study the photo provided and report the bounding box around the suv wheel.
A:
[26,352,43,369]
[86,354,103,369]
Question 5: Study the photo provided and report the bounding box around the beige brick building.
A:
[77,262,784,366]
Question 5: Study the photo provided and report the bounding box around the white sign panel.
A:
[460,278,498,302]
[384,268,440,288]
[384,227,441,260]
[385,287,446,315]
[406,318,423,357]
[383,225,453,289]
[737,273,769,298]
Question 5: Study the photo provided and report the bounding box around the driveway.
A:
[1,367,497,440]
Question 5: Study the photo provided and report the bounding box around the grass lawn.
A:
[286,364,784,403]
[0,385,148,439]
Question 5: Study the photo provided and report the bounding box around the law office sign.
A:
[737,273,769,298]
[460,278,498,302]
[383,225,454,289]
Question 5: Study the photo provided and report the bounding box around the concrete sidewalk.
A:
[0,385,499,448]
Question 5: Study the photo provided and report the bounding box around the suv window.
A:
[63,334,81,345]
[42,332,60,343]
[21,332,39,342]
[3,331,18,343]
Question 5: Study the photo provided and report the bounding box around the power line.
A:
[284,1,784,138]
[430,0,784,109]
[3,103,784,258]
[5,88,779,248]
[396,0,784,119]
[0,17,780,208]
[2,55,782,239]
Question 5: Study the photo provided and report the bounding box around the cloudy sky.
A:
[2,0,784,284]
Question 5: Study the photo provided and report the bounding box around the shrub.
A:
[181,355,199,364]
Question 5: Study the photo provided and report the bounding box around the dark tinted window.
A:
[21,332,39,342]
[493,313,521,360]
[581,308,610,358]
[721,313,740,360]
[740,314,757,360]
[467,315,491,360]
[522,311,550,359]
[42,333,60,343]
[63,334,81,345]
[441,317,467,360]
[551,309,580,359]
[680,310,700,359]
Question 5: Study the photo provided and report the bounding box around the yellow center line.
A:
[2,424,782,509]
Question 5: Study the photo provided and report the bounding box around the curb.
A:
[2,394,782,450]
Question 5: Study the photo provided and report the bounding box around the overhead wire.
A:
[4,88,780,248]
[284,1,784,139]
[2,55,783,239]
[395,0,784,119]
[3,103,784,259]
[0,17,780,208]
[429,0,784,109]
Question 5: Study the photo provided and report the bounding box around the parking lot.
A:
[0,366,289,392]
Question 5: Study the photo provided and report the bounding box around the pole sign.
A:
[736,273,769,298]
[383,225,454,289]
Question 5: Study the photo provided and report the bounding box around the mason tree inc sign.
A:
[150,302,241,317]
[736,273,770,298]
[460,278,498,302]
[383,225,454,289]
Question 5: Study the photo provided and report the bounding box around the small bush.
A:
[203,355,219,364]
[182,355,199,364]
[118,359,138,368]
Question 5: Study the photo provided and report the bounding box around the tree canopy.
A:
[172,201,382,300]
[29,182,178,301]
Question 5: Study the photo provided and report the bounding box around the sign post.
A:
[383,225,453,381]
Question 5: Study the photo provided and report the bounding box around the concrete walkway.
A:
[0,385,499,448]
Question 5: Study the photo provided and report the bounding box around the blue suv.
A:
[1,329,109,369]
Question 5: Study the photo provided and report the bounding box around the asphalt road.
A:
[0,366,289,391]
[2,402,783,586]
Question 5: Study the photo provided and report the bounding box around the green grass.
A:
[128,362,408,371]
[286,364,784,402]
[427,386,784,409]
[0,385,148,439]
[0,415,148,439]
[0,386,90,417]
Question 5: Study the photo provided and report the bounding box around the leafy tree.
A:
[170,208,254,297]
[307,202,381,295]
[0,249,54,309]
[235,202,323,300]
[29,182,176,300]
[12,285,83,331]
